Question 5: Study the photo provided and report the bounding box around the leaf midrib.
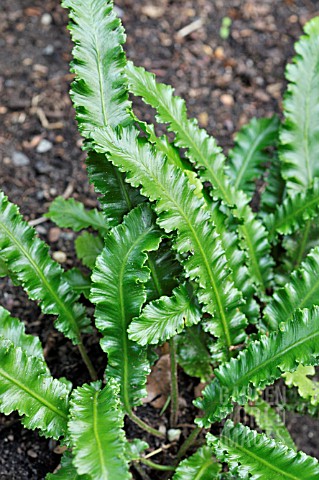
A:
[118,226,154,412]
[272,190,319,234]
[0,363,67,421]
[93,390,108,478]
[0,217,80,340]
[220,433,300,480]
[233,121,274,190]
[230,327,319,389]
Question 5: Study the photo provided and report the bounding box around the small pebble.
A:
[220,93,234,107]
[48,227,61,243]
[36,139,53,153]
[52,251,67,263]
[12,151,30,166]
[167,429,181,442]
[27,449,38,459]
[35,160,51,174]
[41,13,52,26]
[43,44,54,56]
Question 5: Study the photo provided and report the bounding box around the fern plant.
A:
[1,1,319,478]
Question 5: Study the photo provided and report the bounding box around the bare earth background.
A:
[0,0,319,478]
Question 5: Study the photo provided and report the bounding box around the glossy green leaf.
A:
[0,192,90,344]
[209,421,319,479]
[266,179,319,240]
[0,306,44,361]
[128,283,201,345]
[86,151,145,227]
[75,231,103,269]
[176,326,213,382]
[90,204,162,409]
[92,126,247,358]
[0,339,69,439]
[195,307,319,426]
[68,380,130,480]
[263,247,319,330]
[46,196,108,235]
[62,0,132,132]
[173,446,221,479]
[259,154,285,214]
[280,17,319,193]
[64,268,91,299]
[126,62,274,291]
[228,116,279,196]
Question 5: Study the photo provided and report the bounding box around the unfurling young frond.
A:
[208,421,319,479]
[68,380,130,480]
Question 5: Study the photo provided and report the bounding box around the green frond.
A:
[176,326,213,382]
[172,446,221,479]
[86,151,145,227]
[75,231,103,269]
[244,399,296,450]
[195,307,319,426]
[128,283,201,345]
[280,223,319,277]
[259,154,285,214]
[0,339,69,439]
[0,256,8,277]
[283,364,319,406]
[280,17,319,193]
[126,62,231,202]
[145,244,182,302]
[0,306,44,361]
[263,246,319,330]
[126,63,274,290]
[208,420,319,479]
[46,196,108,235]
[64,268,91,299]
[92,126,247,358]
[228,116,280,196]
[0,192,90,344]
[90,204,162,409]
[62,0,132,132]
[46,451,90,479]
[266,179,319,239]
[68,380,130,480]
[210,202,259,323]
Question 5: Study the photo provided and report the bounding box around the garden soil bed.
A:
[1,0,319,478]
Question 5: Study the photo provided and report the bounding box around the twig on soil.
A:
[176,18,203,38]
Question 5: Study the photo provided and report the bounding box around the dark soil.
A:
[1,0,319,478]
